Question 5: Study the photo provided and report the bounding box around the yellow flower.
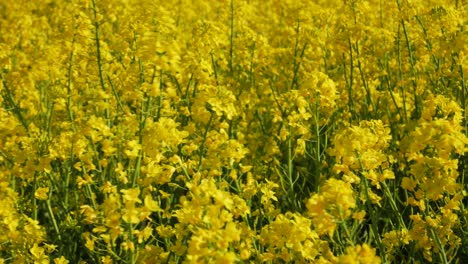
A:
[121,188,142,203]
[125,140,141,159]
[352,210,366,222]
[53,256,70,264]
[260,179,279,204]
[101,139,117,156]
[115,163,129,184]
[101,181,117,194]
[206,85,238,120]
[34,187,49,200]
[306,194,336,236]
[383,229,410,253]
[365,188,382,207]
[30,244,49,264]
[301,71,338,119]
[83,232,96,251]
[321,178,356,217]
[337,244,381,264]
[100,256,112,264]
[260,212,321,261]
[214,251,237,264]
[24,217,46,241]
[143,195,161,212]
[80,205,97,224]
[122,202,141,224]
[401,177,417,192]
[224,222,241,243]
[122,240,135,252]
[142,117,189,157]
[134,225,153,244]
[43,243,57,253]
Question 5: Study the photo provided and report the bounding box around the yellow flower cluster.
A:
[307,178,356,236]
[0,0,467,263]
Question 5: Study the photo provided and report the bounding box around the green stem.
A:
[1,78,29,132]
[47,191,62,241]
[33,173,38,220]
[198,112,214,171]
[396,25,408,122]
[91,0,110,121]
[381,181,406,229]
[107,75,125,113]
[429,227,448,264]
[91,0,106,92]
[229,0,234,74]
[362,177,386,262]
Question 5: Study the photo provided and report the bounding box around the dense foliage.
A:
[0,0,467,263]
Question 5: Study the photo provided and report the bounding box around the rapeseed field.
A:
[0,0,467,263]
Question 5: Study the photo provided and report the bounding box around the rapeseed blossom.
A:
[0,0,466,263]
